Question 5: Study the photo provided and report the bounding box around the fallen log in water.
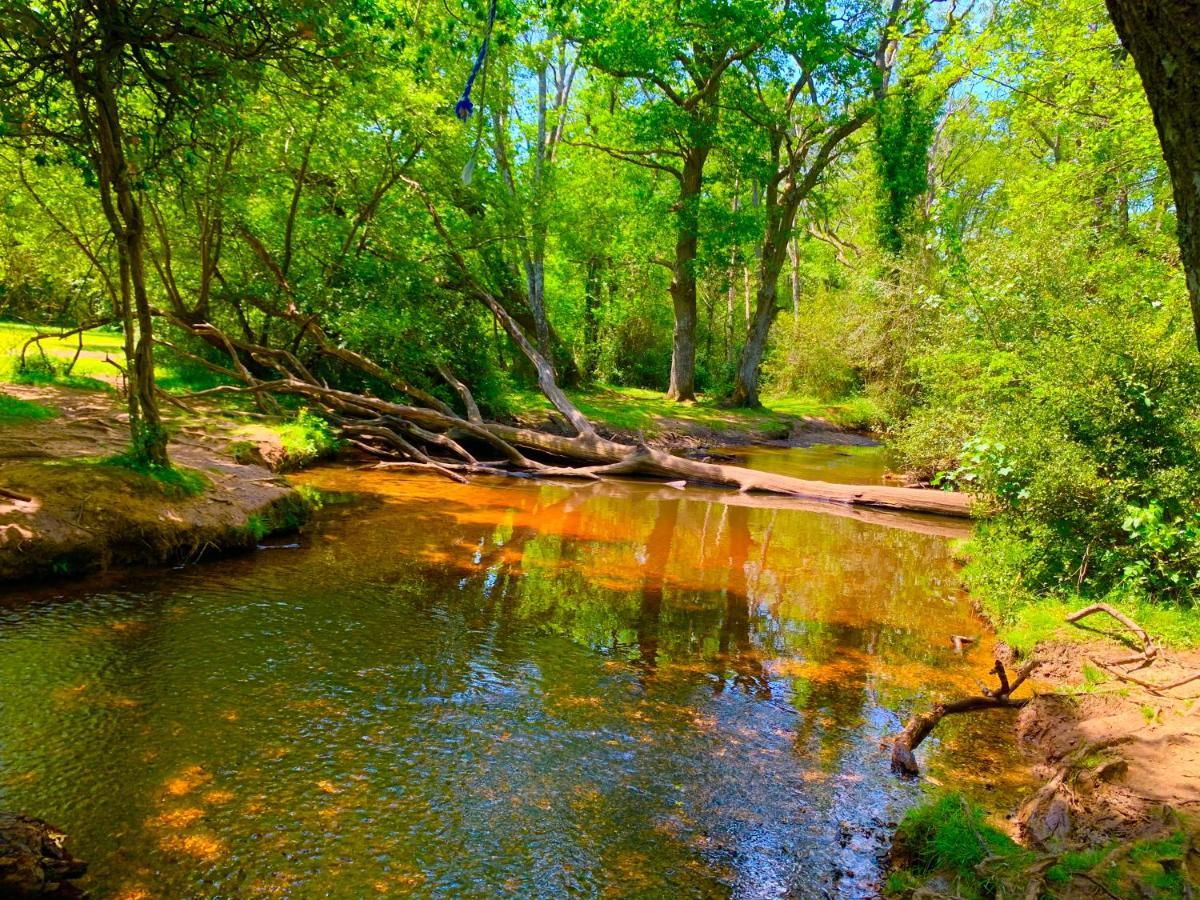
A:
[156,206,973,521]
[891,657,1039,776]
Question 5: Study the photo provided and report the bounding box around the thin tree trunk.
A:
[1104,0,1200,351]
[90,54,167,465]
[788,236,800,316]
[667,148,707,401]
[583,255,603,380]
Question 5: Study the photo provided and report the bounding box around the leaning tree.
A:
[1104,0,1200,352]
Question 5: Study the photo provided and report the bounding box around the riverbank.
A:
[887,613,1200,896]
[0,384,312,586]
[503,384,884,450]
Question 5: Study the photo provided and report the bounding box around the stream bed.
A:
[0,446,1031,898]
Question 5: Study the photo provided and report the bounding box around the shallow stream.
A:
[0,446,1029,898]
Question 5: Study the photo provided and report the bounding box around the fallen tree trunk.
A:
[175,359,972,516]
[159,184,973,518]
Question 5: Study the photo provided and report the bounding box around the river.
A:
[0,446,1029,898]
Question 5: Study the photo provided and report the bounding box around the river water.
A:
[0,447,1029,898]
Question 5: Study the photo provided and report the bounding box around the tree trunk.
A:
[730,276,780,407]
[730,196,794,408]
[789,236,801,316]
[583,255,603,380]
[667,148,707,401]
[1104,0,1200,351]
[90,53,168,466]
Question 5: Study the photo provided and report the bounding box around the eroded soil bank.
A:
[890,621,1200,896]
[0,385,308,585]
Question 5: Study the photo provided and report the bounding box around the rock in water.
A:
[0,812,87,897]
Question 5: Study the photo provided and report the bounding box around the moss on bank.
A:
[0,456,314,585]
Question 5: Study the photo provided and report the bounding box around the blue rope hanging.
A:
[455,0,498,121]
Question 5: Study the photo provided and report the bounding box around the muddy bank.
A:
[1012,636,1200,844]
[0,385,308,586]
[888,611,1200,896]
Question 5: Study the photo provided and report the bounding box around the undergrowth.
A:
[272,409,341,469]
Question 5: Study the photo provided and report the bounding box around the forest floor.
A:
[0,383,311,586]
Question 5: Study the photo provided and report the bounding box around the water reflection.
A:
[0,451,1029,898]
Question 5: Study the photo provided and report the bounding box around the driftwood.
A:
[0,812,87,898]
[891,658,1038,776]
[1070,604,1200,695]
[158,308,973,518]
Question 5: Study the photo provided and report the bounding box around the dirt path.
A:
[0,384,305,586]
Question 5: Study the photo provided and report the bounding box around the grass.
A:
[991,593,1200,657]
[889,792,1194,898]
[0,320,125,384]
[889,792,1032,899]
[502,383,886,439]
[0,320,235,395]
[97,452,208,497]
[0,391,56,423]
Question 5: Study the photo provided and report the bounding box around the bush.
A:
[273,408,341,470]
[895,280,1200,617]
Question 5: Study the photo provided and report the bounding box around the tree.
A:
[573,0,771,401]
[1103,0,1200,352]
[727,0,911,407]
[490,31,578,371]
[0,0,339,464]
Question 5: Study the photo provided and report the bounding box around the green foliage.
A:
[0,391,55,423]
[873,79,939,254]
[242,513,271,543]
[891,793,1196,898]
[276,409,341,466]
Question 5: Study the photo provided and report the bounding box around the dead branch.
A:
[1068,604,1200,694]
[1067,603,1156,660]
[1088,658,1200,696]
[18,319,116,371]
[891,657,1038,776]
